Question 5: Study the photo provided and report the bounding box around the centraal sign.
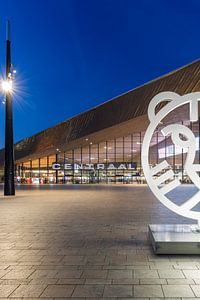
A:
[52,162,137,170]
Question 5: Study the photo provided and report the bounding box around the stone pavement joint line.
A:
[0,184,197,298]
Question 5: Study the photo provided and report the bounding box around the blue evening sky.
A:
[0,0,199,147]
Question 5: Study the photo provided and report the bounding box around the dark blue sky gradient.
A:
[0,0,200,147]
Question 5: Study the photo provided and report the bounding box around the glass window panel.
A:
[40,157,47,167]
[124,135,131,142]
[65,150,72,159]
[32,159,39,168]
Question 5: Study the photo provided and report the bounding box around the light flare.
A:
[1,79,13,93]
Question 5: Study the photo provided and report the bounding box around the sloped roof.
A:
[1,59,200,164]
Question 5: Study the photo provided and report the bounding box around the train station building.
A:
[0,60,200,184]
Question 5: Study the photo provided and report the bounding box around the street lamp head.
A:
[1,80,13,93]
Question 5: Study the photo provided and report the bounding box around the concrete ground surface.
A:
[0,184,198,299]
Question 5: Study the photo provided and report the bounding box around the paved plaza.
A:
[0,184,198,299]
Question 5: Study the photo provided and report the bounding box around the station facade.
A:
[1,60,200,184]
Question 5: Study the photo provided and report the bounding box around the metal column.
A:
[4,21,15,195]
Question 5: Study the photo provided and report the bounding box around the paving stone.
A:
[2,269,35,279]
[150,263,174,270]
[36,265,78,270]
[134,284,164,297]
[182,298,200,300]
[6,265,33,270]
[158,269,184,278]
[29,269,58,279]
[191,285,200,297]
[103,284,133,297]
[134,269,159,278]
[18,255,44,262]
[9,284,46,297]
[72,284,104,297]
[0,285,19,297]
[0,298,26,300]
[167,278,194,284]
[162,284,194,297]
[107,270,132,279]
[55,270,82,278]
[0,270,11,279]
[86,255,106,263]
[79,265,103,270]
[41,255,64,263]
[63,256,85,264]
[112,278,139,284]
[18,261,42,266]
[118,298,148,300]
[57,278,85,284]
[40,284,75,297]
[103,265,126,270]
[56,298,84,300]
[174,262,198,269]
[183,270,200,278]
[0,279,30,285]
[140,278,167,284]
[194,279,200,284]
[85,278,111,284]
[29,278,58,284]
[150,298,181,300]
[0,265,10,270]
[81,270,107,279]
[127,265,150,270]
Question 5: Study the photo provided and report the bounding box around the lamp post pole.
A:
[4,20,15,196]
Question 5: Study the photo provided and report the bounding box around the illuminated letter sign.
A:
[65,164,72,169]
[141,91,200,225]
[52,163,61,170]
[52,162,137,170]
[97,164,104,170]
[74,164,83,170]
[107,164,116,169]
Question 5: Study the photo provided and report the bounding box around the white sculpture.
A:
[141,91,200,225]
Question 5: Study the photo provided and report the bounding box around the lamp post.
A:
[3,20,15,196]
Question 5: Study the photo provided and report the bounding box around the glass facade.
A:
[12,116,200,185]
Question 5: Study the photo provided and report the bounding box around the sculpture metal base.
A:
[149,224,200,254]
